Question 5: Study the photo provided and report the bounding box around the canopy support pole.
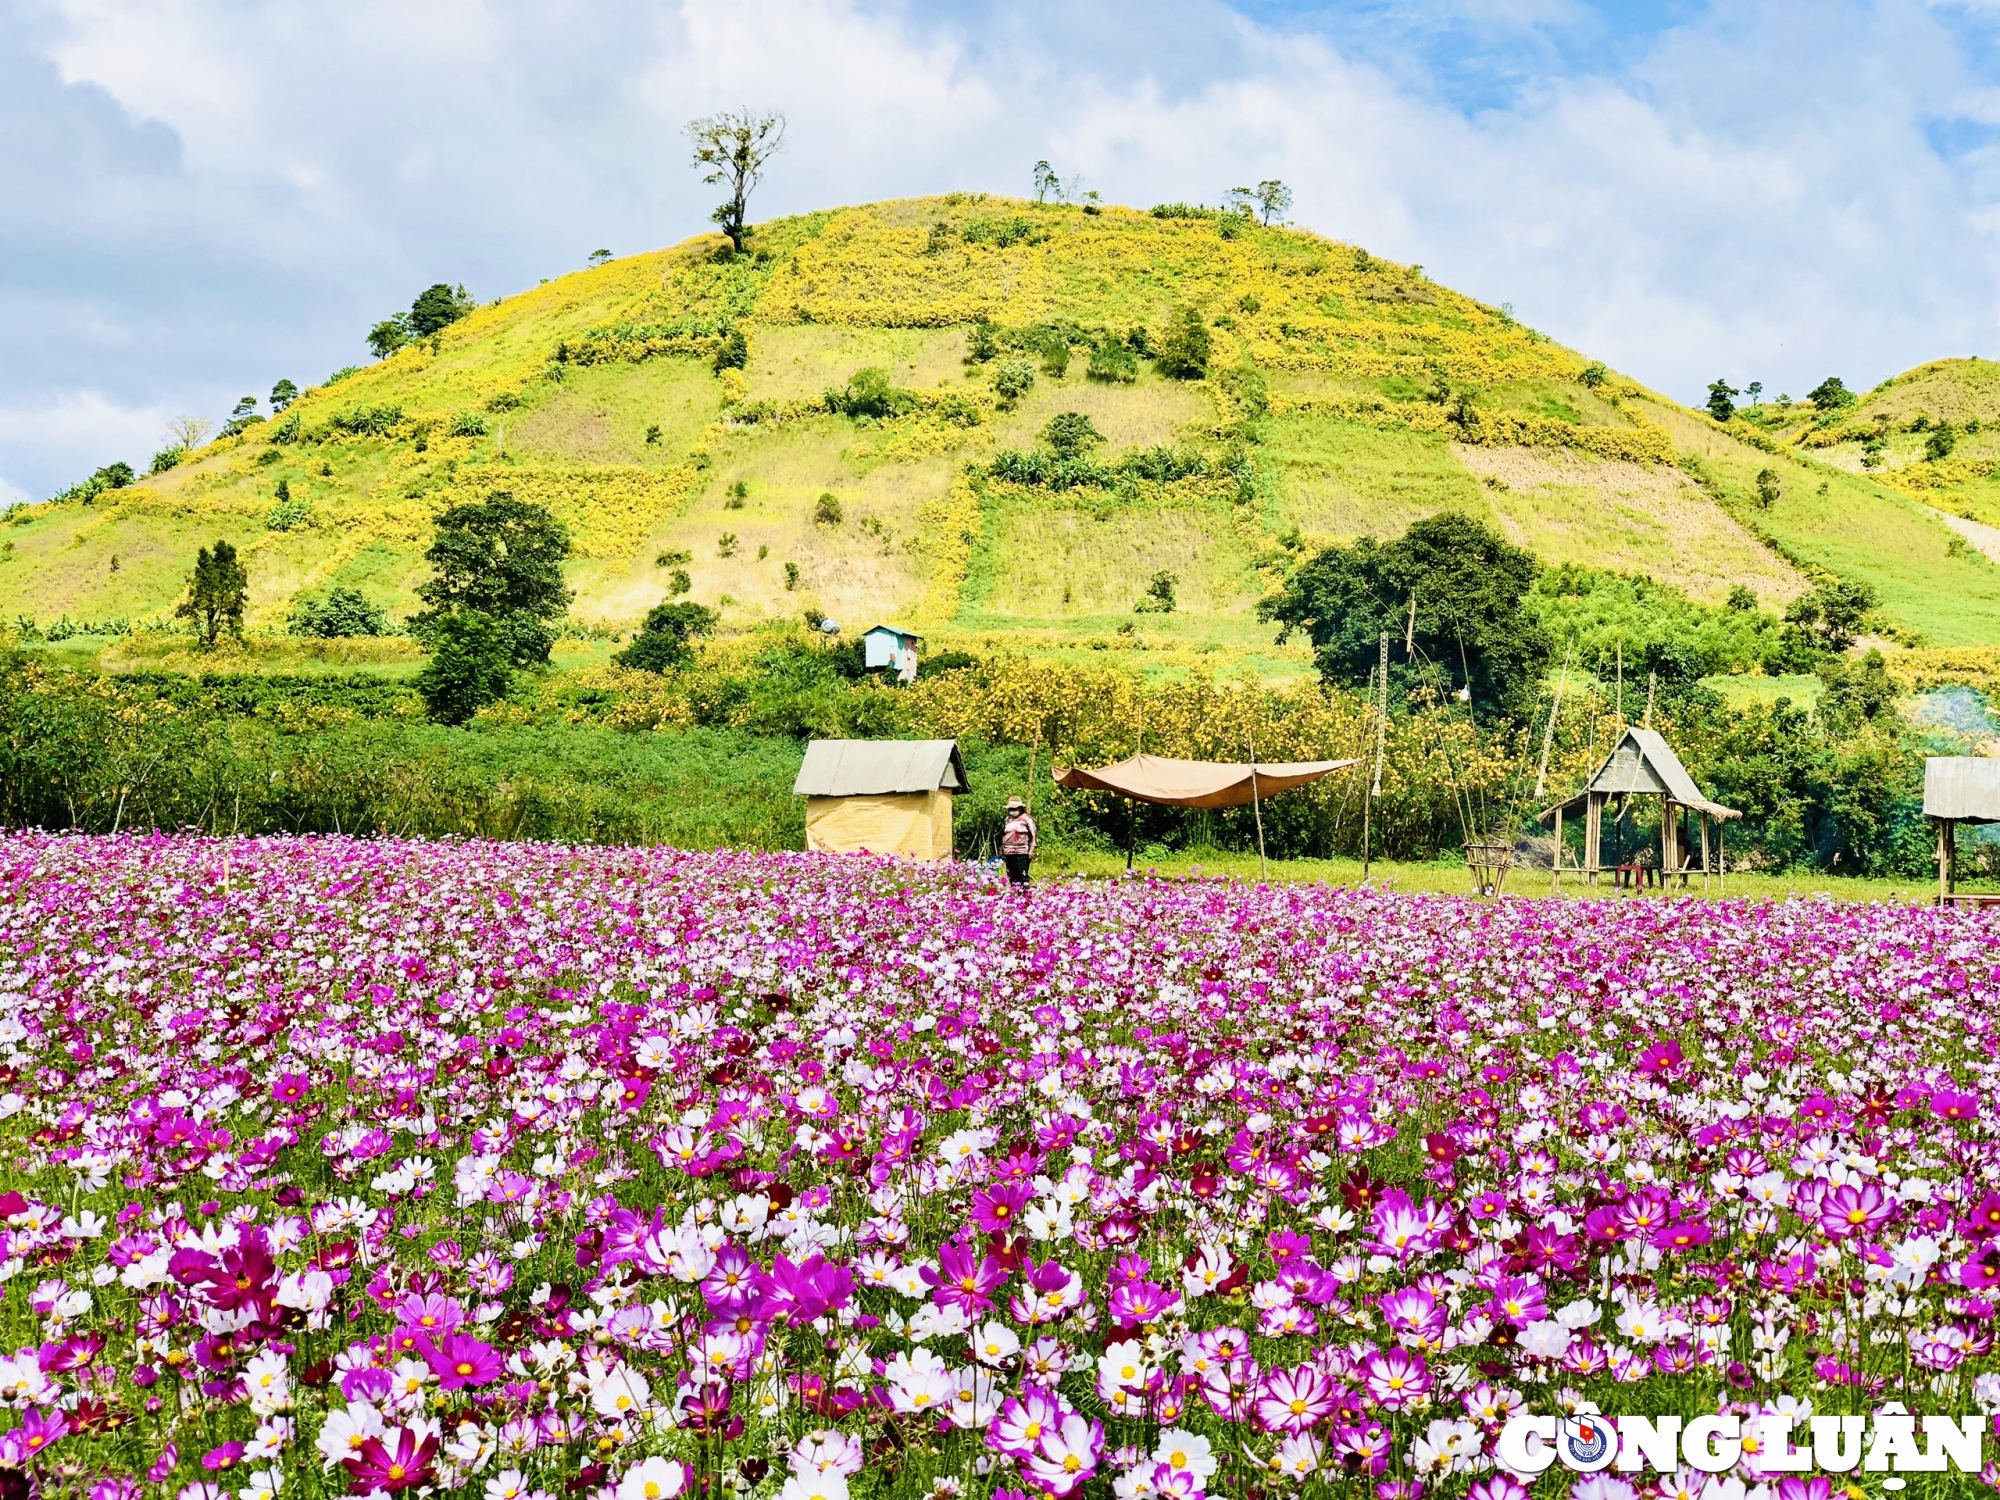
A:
[1552,805,1563,894]
[1248,724,1268,883]
[1126,796,1138,873]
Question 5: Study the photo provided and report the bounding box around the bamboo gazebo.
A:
[1537,727,1740,891]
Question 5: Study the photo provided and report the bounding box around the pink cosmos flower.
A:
[422,1332,503,1390]
[1361,1348,1431,1411]
[1022,1412,1103,1498]
[1255,1364,1340,1434]
[344,1428,439,1493]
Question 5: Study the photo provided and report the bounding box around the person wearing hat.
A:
[1000,796,1038,886]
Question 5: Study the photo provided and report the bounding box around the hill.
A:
[5,194,1995,656]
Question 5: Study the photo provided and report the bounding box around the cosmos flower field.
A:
[2,833,1999,1500]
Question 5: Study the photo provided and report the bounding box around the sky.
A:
[6,0,2000,503]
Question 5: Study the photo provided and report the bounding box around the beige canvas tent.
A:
[794,739,968,861]
[1053,753,1356,870]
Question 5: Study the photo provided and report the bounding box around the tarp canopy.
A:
[1052,753,1356,809]
[1926,756,2000,825]
[794,739,967,797]
[1538,727,1739,822]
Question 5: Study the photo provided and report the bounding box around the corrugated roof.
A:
[794,740,968,797]
[1925,756,2000,823]
[1539,727,1739,821]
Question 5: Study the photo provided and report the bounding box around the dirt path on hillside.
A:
[1927,505,2000,565]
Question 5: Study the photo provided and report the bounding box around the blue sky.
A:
[5,0,2000,501]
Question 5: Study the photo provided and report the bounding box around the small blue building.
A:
[862,624,923,672]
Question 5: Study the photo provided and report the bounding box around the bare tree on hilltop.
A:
[687,109,786,255]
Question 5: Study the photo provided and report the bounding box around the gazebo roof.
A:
[1538,726,1740,822]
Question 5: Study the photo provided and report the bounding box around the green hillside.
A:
[6,194,1996,653]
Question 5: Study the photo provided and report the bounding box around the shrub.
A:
[992,358,1036,408]
[713,328,749,371]
[961,215,1037,248]
[1156,307,1212,380]
[1754,469,1780,509]
[1087,341,1138,384]
[289,587,392,638]
[1926,422,1957,462]
[829,366,916,420]
[656,549,692,567]
[784,562,800,590]
[666,568,692,597]
[1579,362,1608,388]
[1133,570,1178,614]
[1041,411,1104,458]
[265,494,311,531]
[414,610,514,725]
[148,447,186,475]
[717,532,739,557]
[725,480,747,509]
[1727,584,1758,612]
[331,404,404,436]
[613,602,718,674]
[814,492,844,525]
[449,411,489,438]
[965,318,999,363]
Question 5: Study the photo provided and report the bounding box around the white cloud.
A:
[5,0,2000,495]
[0,391,175,498]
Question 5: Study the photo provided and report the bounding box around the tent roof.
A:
[1052,753,1357,809]
[1539,726,1739,821]
[864,624,923,642]
[794,740,967,797]
[1925,756,2000,824]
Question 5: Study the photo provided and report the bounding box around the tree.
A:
[1258,512,1552,722]
[1785,577,1878,653]
[687,109,785,255]
[288,587,391,638]
[1754,468,1780,509]
[1745,380,1763,405]
[587,248,613,267]
[813,492,844,525]
[367,316,412,359]
[408,283,474,338]
[1806,377,1855,411]
[1926,421,1958,462]
[1578,362,1608,389]
[221,396,264,437]
[1726,584,1758,611]
[270,379,299,412]
[174,540,249,647]
[1251,180,1293,225]
[1156,306,1213,380]
[614,601,718,674]
[1032,160,1061,205]
[1041,411,1104,458]
[1705,379,1738,422]
[414,610,514,725]
[412,495,573,666]
[166,415,215,450]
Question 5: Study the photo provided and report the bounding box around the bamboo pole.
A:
[1248,722,1268,883]
[1534,644,1574,801]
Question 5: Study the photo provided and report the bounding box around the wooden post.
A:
[1247,723,1268,883]
[1719,817,1727,896]
[1698,813,1711,892]
[1585,791,1604,885]
[1126,797,1138,872]
[1552,805,1564,893]
[1940,818,1956,904]
[1660,799,1674,892]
